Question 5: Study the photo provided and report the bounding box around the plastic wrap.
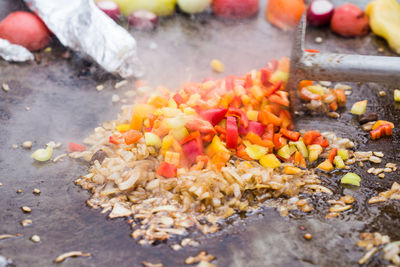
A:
[25,0,144,78]
[0,38,34,62]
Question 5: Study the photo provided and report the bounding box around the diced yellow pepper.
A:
[250,85,264,102]
[148,94,168,108]
[259,154,281,169]
[247,110,259,122]
[241,94,251,105]
[244,141,267,160]
[130,104,155,130]
[164,151,180,167]
[116,124,131,132]
[308,144,323,163]
[210,59,225,73]
[270,70,288,83]
[183,107,196,116]
[206,136,230,158]
[168,99,178,108]
[161,135,174,151]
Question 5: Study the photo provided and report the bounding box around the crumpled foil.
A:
[25,0,144,78]
[0,38,34,62]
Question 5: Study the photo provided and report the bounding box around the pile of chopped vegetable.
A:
[71,58,368,244]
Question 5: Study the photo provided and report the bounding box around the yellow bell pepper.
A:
[259,154,281,169]
[130,104,155,130]
[366,0,400,54]
[116,124,131,132]
[206,136,230,158]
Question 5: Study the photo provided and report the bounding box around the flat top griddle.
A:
[0,0,399,266]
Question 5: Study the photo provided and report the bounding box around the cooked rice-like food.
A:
[72,58,355,244]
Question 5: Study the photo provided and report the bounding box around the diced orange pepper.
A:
[329,101,338,111]
[268,93,290,107]
[259,110,282,126]
[124,130,143,145]
[273,133,287,150]
[298,80,314,91]
[293,151,306,168]
[251,85,265,102]
[333,89,347,106]
[264,81,282,97]
[246,132,274,148]
[236,144,253,161]
[372,120,394,130]
[278,57,290,73]
[370,124,393,140]
[283,166,301,175]
[280,128,300,141]
[180,131,200,145]
[148,95,169,108]
[279,110,293,130]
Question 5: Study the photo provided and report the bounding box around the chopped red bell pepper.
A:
[226,108,249,128]
[273,133,287,150]
[238,124,248,136]
[109,135,122,145]
[328,148,337,163]
[236,144,252,161]
[68,142,86,152]
[200,108,228,126]
[182,139,203,164]
[260,68,271,86]
[225,76,234,91]
[264,81,282,97]
[312,135,329,147]
[172,93,183,105]
[226,116,239,149]
[303,131,322,146]
[262,124,274,141]
[230,96,242,108]
[370,124,393,140]
[280,128,300,141]
[124,130,143,145]
[156,162,177,178]
[180,131,200,145]
[247,121,266,136]
[245,73,252,89]
[186,118,216,134]
[329,101,338,111]
[202,133,214,143]
[305,49,320,53]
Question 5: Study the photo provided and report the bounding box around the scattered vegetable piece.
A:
[124,130,143,145]
[31,144,53,162]
[337,149,349,160]
[394,89,400,102]
[350,100,367,115]
[341,172,361,186]
[68,142,86,152]
[210,59,224,73]
[157,162,177,178]
[114,0,177,16]
[54,251,92,263]
[370,124,393,140]
[307,0,334,27]
[244,142,267,160]
[333,155,345,169]
[372,120,395,130]
[330,4,370,37]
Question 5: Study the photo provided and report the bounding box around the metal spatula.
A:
[287,15,400,113]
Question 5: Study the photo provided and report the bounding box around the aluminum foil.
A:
[25,0,144,78]
[0,38,34,62]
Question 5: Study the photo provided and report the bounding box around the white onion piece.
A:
[128,10,158,30]
[307,0,334,27]
[96,1,121,21]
